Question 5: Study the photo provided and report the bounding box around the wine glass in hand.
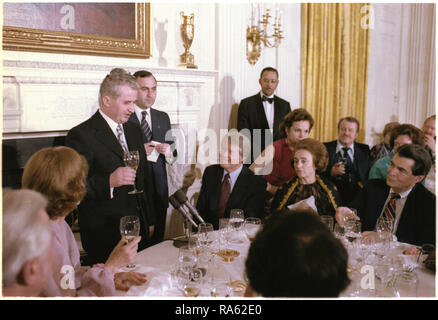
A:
[120,215,140,269]
[123,151,143,194]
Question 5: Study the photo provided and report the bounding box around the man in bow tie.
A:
[237,67,291,165]
[323,117,371,205]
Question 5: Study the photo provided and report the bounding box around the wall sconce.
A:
[246,4,284,65]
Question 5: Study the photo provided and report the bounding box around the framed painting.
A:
[2,2,150,58]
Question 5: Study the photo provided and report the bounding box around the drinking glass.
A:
[320,215,334,232]
[123,150,143,194]
[376,216,393,234]
[393,271,418,297]
[229,209,245,243]
[119,215,140,269]
[344,219,362,244]
[375,257,396,292]
[333,223,344,239]
[218,218,231,249]
[417,243,435,264]
[371,232,391,259]
[243,217,261,242]
[197,222,214,253]
[178,247,198,274]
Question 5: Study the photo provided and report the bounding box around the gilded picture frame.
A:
[2,3,151,59]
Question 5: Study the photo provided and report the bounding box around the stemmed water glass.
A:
[123,150,143,194]
[243,217,261,242]
[119,215,140,269]
[229,209,245,243]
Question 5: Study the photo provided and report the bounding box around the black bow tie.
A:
[262,95,274,103]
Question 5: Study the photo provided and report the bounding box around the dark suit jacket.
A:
[196,164,267,230]
[349,179,436,246]
[66,111,156,264]
[237,93,291,163]
[129,108,176,210]
[324,140,371,183]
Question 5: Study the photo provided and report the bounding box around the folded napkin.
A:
[287,196,317,213]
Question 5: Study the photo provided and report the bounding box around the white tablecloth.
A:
[116,234,435,298]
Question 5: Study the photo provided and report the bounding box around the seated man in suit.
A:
[237,67,291,164]
[324,117,371,205]
[196,131,267,230]
[336,144,435,246]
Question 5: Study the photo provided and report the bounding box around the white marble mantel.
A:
[2,58,218,239]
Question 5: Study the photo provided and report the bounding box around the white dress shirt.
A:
[134,105,152,129]
[336,141,355,160]
[260,92,274,130]
[99,109,127,198]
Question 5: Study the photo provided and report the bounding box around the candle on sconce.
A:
[279,10,283,27]
[251,3,255,26]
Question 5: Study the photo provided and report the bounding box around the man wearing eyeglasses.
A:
[237,67,291,164]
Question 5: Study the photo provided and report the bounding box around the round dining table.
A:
[116,231,435,298]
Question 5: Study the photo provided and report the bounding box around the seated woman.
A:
[21,146,147,296]
[271,138,341,217]
[250,108,314,214]
[370,121,399,165]
[368,124,425,179]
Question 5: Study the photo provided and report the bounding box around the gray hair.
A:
[2,189,52,287]
[220,129,251,160]
[98,68,139,106]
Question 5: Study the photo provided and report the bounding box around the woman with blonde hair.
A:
[22,146,146,296]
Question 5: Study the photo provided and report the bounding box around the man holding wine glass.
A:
[335,144,435,246]
[66,68,156,266]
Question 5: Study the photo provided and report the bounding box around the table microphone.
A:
[173,189,205,224]
[169,195,198,228]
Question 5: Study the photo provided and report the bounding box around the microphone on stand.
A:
[169,195,198,228]
[173,189,205,224]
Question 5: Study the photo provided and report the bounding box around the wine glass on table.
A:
[119,215,140,270]
[229,209,245,244]
[244,217,261,242]
[344,218,362,244]
[123,150,143,194]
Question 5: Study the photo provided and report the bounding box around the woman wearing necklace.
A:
[271,138,341,217]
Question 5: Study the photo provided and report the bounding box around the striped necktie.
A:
[382,192,400,231]
[116,124,129,153]
[141,111,152,142]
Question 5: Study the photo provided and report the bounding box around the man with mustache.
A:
[324,117,371,205]
[66,68,156,265]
